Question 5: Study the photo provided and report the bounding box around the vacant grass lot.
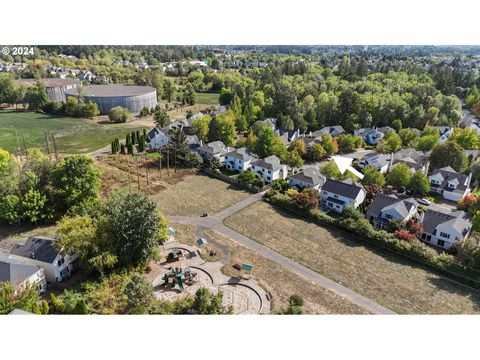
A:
[152,173,250,216]
[0,110,146,154]
[224,201,480,314]
[174,91,219,106]
[204,231,369,314]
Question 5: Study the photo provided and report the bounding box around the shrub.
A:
[292,188,320,209]
[108,106,131,123]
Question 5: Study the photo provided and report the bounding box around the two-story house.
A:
[146,127,170,150]
[224,147,257,172]
[366,194,419,229]
[289,167,326,191]
[429,166,472,202]
[0,255,47,293]
[9,237,77,283]
[354,128,384,145]
[320,178,366,213]
[251,155,287,183]
[310,126,345,138]
[274,129,301,147]
[419,209,472,250]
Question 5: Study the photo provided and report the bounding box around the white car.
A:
[417,198,431,206]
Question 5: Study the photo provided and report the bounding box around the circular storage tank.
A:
[17,78,80,102]
[65,84,157,115]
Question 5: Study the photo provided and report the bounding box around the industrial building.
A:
[16,78,80,102]
[65,84,157,114]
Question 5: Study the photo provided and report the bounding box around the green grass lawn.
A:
[174,91,219,106]
[0,110,147,154]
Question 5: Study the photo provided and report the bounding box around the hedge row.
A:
[265,193,480,289]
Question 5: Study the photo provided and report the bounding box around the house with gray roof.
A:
[389,148,429,174]
[147,127,170,150]
[419,209,472,250]
[0,255,47,293]
[366,194,419,229]
[354,128,384,145]
[274,129,301,146]
[358,152,391,174]
[433,126,453,144]
[289,167,325,191]
[224,147,258,172]
[429,166,472,202]
[320,178,366,213]
[197,141,232,162]
[251,155,287,183]
[310,126,345,138]
[9,237,76,283]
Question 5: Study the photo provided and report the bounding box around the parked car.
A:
[417,198,431,206]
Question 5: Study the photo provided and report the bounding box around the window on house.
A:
[440,232,450,239]
[385,214,393,219]
[267,177,271,181]
[334,194,338,199]
[437,239,446,247]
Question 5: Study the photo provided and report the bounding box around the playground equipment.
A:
[161,267,198,292]
[166,249,183,263]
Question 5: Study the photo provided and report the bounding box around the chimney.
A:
[418,211,425,224]
[199,139,203,147]
[467,172,473,187]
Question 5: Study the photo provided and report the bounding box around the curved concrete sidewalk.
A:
[167,193,396,315]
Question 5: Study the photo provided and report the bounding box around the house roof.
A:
[429,167,470,194]
[198,141,227,156]
[312,126,345,137]
[377,126,395,134]
[290,167,325,186]
[225,147,256,161]
[10,237,59,264]
[147,127,169,142]
[0,255,41,285]
[322,178,365,200]
[252,155,282,171]
[422,210,471,237]
[359,153,391,168]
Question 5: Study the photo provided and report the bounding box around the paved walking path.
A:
[167,193,396,315]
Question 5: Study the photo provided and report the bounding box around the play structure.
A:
[162,267,198,292]
[166,249,184,263]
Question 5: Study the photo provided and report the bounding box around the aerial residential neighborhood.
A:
[1,44,480,320]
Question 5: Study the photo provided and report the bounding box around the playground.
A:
[150,242,270,315]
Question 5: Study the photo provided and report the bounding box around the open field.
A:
[0,110,147,154]
[224,201,480,314]
[174,91,219,106]
[203,231,369,314]
[152,173,250,216]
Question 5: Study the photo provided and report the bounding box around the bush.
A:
[238,170,264,188]
[109,106,131,123]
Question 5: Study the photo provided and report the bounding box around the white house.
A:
[146,127,169,150]
[251,155,287,183]
[0,255,47,293]
[429,166,472,202]
[288,167,325,190]
[9,237,77,283]
[366,194,419,229]
[224,147,257,172]
[434,126,453,144]
[320,178,366,213]
[419,210,472,250]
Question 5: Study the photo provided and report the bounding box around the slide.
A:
[177,275,184,292]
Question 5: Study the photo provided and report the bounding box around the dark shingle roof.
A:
[322,178,365,200]
[429,167,470,194]
[290,168,325,186]
[422,210,471,237]
[10,237,59,264]
[252,155,281,171]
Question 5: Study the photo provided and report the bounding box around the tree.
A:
[399,128,419,147]
[429,141,467,172]
[79,102,100,118]
[363,183,382,207]
[416,134,439,151]
[392,119,403,132]
[378,130,402,153]
[124,274,155,314]
[190,287,233,315]
[254,124,286,159]
[207,112,237,146]
[337,134,363,153]
[0,194,21,224]
[162,78,176,102]
[387,163,412,188]
[0,283,41,315]
[284,150,304,169]
[292,188,320,209]
[238,170,264,187]
[108,106,131,123]
[190,115,211,142]
[288,139,307,156]
[182,83,196,105]
[320,134,338,155]
[319,161,341,179]
[25,80,49,111]
[452,128,480,150]
[21,189,49,224]
[105,191,166,267]
[154,108,170,128]
[0,73,16,105]
[52,155,100,211]
[64,96,80,117]
[409,170,430,196]
[219,87,233,105]
[0,149,18,198]
[362,166,385,187]
[283,295,304,315]
[311,143,326,160]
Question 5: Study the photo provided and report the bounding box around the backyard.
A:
[0,110,147,154]
[224,201,480,314]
